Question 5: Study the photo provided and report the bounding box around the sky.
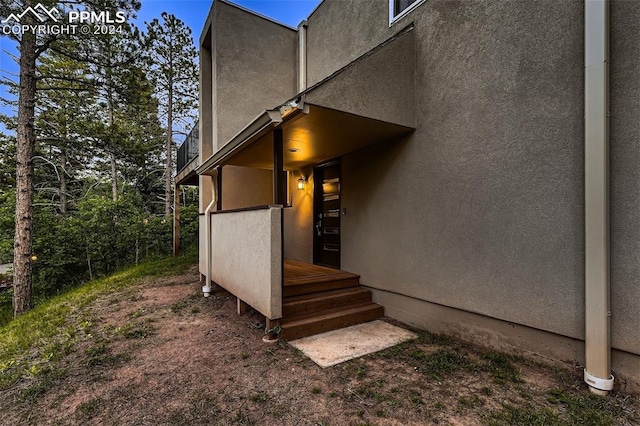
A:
[0,0,322,136]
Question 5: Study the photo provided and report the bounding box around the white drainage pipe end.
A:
[202,286,212,298]
[584,369,614,394]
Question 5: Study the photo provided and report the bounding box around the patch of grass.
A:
[480,386,494,396]
[128,307,146,319]
[170,300,188,314]
[482,402,561,426]
[290,347,305,360]
[408,389,424,406]
[21,380,50,401]
[341,360,368,381]
[85,340,130,367]
[168,395,222,425]
[76,397,103,420]
[0,251,196,390]
[311,386,322,394]
[240,352,250,360]
[458,395,485,409]
[547,388,627,425]
[480,352,523,384]
[20,364,66,402]
[250,390,270,403]
[412,348,478,380]
[116,320,155,339]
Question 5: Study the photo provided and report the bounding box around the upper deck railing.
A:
[177,122,199,173]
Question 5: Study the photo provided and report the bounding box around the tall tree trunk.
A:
[165,83,173,219]
[13,10,37,317]
[111,152,118,201]
[59,148,67,215]
[108,90,118,202]
[59,111,68,215]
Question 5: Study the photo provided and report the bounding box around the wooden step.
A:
[283,275,360,297]
[283,287,372,318]
[280,303,384,341]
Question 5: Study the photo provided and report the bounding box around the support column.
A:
[216,166,223,211]
[173,183,180,257]
[273,127,286,205]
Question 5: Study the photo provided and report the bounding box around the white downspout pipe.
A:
[297,20,308,92]
[584,0,614,395]
[202,175,218,297]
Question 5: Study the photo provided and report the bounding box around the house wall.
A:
[306,0,394,87]
[338,0,584,339]
[610,1,640,355]
[198,0,640,384]
[283,167,314,263]
[221,166,273,210]
[304,0,640,382]
[199,1,298,273]
[214,1,298,149]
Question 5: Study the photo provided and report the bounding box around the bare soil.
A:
[1,266,638,425]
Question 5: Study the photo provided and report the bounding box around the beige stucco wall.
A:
[221,166,273,210]
[283,167,314,263]
[335,0,583,341]
[214,1,298,149]
[306,0,394,87]
[609,0,640,357]
[304,0,640,380]
[198,0,640,383]
[210,206,283,319]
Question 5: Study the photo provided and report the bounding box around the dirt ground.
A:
[1,266,638,425]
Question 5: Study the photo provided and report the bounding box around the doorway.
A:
[313,161,341,269]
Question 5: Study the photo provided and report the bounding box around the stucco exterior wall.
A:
[198,0,640,382]
[338,0,587,340]
[305,27,416,128]
[283,168,314,263]
[221,165,272,210]
[214,1,298,149]
[306,0,394,87]
[210,207,283,319]
[610,1,640,354]
[323,0,640,364]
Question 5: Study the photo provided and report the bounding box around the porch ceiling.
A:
[225,104,414,171]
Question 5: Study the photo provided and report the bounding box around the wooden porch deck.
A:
[279,259,383,340]
[284,259,360,297]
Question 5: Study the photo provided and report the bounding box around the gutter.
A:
[202,174,218,297]
[584,0,614,395]
[298,20,308,92]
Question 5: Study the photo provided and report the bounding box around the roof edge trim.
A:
[217,0,299,31]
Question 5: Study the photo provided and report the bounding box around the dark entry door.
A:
[313,161,341,269]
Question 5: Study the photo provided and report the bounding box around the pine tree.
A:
[3,0,141,316]
[145,13,198,218]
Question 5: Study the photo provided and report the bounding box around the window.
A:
[389,0,426,25]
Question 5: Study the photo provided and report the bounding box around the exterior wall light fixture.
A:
[297,176,307,191]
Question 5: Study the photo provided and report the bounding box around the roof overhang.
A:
[197,24,416,175]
